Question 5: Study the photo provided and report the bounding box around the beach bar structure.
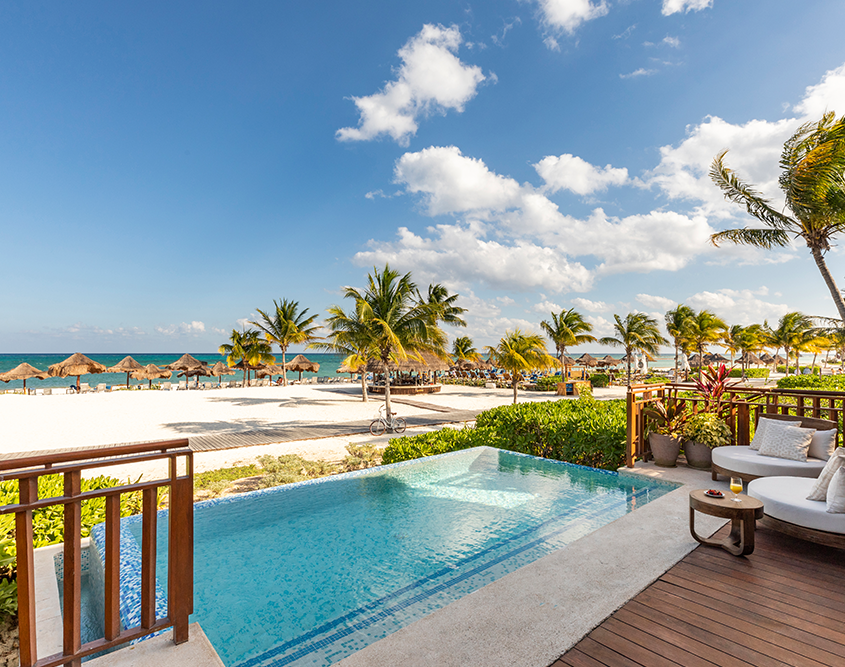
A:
[366,352,448,395]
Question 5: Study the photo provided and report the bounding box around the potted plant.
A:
[682,412,732,469]
[644,402,689,467]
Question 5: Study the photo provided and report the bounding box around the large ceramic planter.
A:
[684,440,713,470]
[649,433,682,467]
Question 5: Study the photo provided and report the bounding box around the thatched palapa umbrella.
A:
[166,354,209,389]
[597,355,620,367]
[48,353,107,390]
[576,353,598,368]
[131,364,172,388]
[285,354,320,381]
[759,352,775,364]
[256,364,286,381]
[210,361,236,386]
[107,355,145,387]
[738,351,762,366]
[0,363,49,392]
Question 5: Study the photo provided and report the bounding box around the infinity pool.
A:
[91,447,677,666]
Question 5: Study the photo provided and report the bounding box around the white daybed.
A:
[711,413,836,483]
[748,476,845,548]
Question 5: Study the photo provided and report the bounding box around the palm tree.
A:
[314,300,376,402]
[665,305,695,381]
[722,324,743,367]
[335,264,447,415]
[599,313,667,386]
[710,113,845,320]
[540,309,596,376]
[219,329,275,386]
[766,312,813,375]
[734,324,764,371]
[419,284,467,328]
[485,330,555,403]
[452,336,481,362]
[684,310,727,377]
[252,299,321,386]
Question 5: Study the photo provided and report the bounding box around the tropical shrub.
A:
[777,374,845,391]
[589,373,609,388]
[535,376,561,391]
[382,396,629,470]
[776,365,820,375]
[683,413,732,449]
[727,368,770,378]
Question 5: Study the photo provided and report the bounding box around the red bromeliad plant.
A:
[692,364,739,416]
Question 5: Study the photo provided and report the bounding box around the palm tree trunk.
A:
[513,374,519,404]
[360,373,368,402]
[673,343,679,383]
[784,346,791,375]
[282,349,288,386]
[559,347,565,375]
[811,245,845,322]
[383,359,392,416]
[626,349,632,387]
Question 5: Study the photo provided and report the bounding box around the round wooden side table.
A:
[689,489,764,556]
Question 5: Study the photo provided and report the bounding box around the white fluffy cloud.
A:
[571,297,610,312]
[534,154,628,195]
[537,0,609,34]
[336,25,486,145]
[662,0,713,16]
[685,288,788,324]
[534,299,563,313]
[643,63,845,220]
[620,68,658,80]
[156,321,206,336]
[636,294,678,311]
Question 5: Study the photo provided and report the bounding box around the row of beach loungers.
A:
[2,376,355,395]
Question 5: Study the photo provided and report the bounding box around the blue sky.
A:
[3,1,845,353]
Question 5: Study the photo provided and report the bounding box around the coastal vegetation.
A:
[485,330,556,403]
[540,309,596,375]
[218,329,275,385]
[599,313,667,386]
[382,394,627,470]
[252,299,321,386]
[710,112,845,321]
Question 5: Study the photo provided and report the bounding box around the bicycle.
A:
[369,404,406,436]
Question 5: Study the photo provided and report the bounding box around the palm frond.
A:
[709,227,791,248]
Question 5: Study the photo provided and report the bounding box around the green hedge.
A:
[776,375,845,390]
[382,396,627,470]
[590,373,609,388]
[535,376,560,391]
[776,365,820,375]
[727,368,770,378]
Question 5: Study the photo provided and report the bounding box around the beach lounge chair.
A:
[178,381,187,390]
[161,382,171,391]
[95,383,107,392]
[43,388,51,396]
[80,383,93,393]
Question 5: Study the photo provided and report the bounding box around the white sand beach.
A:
[0,383,627,480]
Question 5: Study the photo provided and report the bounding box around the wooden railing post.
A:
[168,453,193,644]
[141,488,158,630]
[104,493,121,641]
[17,477,37,667]
[626,387,635,467]
[63,471,82,667]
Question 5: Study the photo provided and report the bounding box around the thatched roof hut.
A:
[0,362,49,391]
[577,353,598,367]
[367,351,450,374]
[48,353,107,389]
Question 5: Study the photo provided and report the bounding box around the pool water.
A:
[106,447,677,666]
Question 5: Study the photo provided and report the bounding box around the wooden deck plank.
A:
[554,526,845,667]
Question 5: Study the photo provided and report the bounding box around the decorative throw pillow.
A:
[808,429,838,461]
[808,447,845,501]
[757,424,815,462]
[826,467,845,513]
[750,417,800,451]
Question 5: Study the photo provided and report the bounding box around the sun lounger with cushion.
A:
[712,413,835,483]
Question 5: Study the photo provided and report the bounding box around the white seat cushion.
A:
[713,446,826,478]
[748,476,845,534]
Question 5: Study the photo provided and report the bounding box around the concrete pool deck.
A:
[336,462,727,667]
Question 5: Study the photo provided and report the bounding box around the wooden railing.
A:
[626,383,845,466]
[0,440,194,667]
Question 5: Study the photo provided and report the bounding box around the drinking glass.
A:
[729,476,743,503]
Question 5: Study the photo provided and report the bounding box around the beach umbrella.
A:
[285,354,320,381]
[210,361,236,386]
[738,351,762,366]
[107,355,145,387]
[759,352,775,364]
[597,355,619,367]
[256,364,286,380]
[48,353,107,390]
[0,362,49,393]
[166,354,208,389]
[576,353,598,368]
[131,364,172,389]
[772,355,787,365]
[688,353,703,367]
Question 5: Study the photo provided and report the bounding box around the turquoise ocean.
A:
[0,353,348,390]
